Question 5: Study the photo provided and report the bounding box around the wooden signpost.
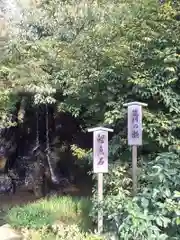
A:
[123,102,147,196]
[88,126,114,234]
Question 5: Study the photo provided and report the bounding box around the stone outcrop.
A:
[0,224,23,240]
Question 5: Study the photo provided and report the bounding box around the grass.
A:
[2,196,104,240]
[5,196,92,231]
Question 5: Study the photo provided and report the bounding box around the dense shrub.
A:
[91,152,180,239]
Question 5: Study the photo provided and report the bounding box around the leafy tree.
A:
[0,0,179,156]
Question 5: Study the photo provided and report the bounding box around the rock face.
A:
[0,224,22,240]
[0,174,15,194]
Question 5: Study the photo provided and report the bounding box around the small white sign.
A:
[93,130,108,173]
[127,104,142,146]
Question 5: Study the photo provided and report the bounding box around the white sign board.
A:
[93,130,108,173]
[127,104,142,146]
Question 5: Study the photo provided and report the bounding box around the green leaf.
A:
[156,218,163,227]
[141,198,149,208]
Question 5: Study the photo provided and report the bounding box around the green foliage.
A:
[137,152,180,238]
[7,207,53,229]
[71,144,91,160]
[91,152,180,239]
[91,161,132,196]
[6,196,92,230]
[0,0,180,157]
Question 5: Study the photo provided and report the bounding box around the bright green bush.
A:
[6,196,92,230]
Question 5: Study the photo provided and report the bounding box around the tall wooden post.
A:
[88,126,113,234]
[123,102,147,196]
[132,145,137,195]
[97,172,103,233]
